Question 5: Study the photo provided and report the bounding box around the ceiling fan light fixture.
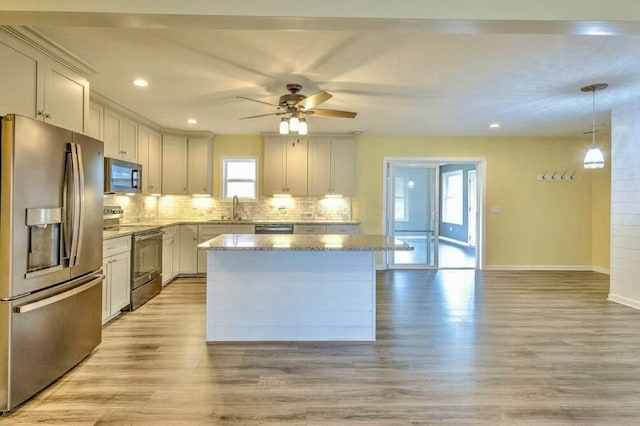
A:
[298,118,308,135]
[289,115,300,132]
[279,118,289,135]
[581,83,608,169]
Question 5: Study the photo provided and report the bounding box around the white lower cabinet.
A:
[294,224,359,234]
[162,226,179,285]
[179,224,198,274]
[326,224,360,234]
[294,224,327,234]
[102,236,131,324]
[197,224,254,274]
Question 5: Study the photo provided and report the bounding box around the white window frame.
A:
[221,157,258,199]
[442,169,463,225]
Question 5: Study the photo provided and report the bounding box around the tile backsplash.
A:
[103,194,351,223]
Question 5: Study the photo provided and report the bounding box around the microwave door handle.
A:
[75,144,85,263]
[132,169,140,189]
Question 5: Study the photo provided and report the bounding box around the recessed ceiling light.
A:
[133,79,149,87]
[489,123,501,129]
[187,118,198,125]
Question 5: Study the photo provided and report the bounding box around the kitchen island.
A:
[199,234,412,341]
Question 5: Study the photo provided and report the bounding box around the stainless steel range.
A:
[103,206,162,310]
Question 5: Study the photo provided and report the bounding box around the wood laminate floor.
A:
[4,270,640,425]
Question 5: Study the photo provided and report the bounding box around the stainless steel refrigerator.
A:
[0,114,104,412]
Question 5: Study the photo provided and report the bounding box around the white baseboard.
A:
[592,266,610,275]
[484,265,593,271]
[608,293,640,310]
[378,264,610,273]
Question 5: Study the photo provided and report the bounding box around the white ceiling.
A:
[27,17,640,137]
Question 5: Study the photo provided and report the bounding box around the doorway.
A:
[438,164,478,268]
[384,158,483,269]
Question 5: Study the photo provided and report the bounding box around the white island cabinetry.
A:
[199,234,411,341]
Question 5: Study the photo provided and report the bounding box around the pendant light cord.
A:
[592,88,596,147]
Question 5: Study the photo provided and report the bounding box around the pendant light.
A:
[581,83,607,169]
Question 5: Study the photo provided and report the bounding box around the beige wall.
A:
[352,135,609,268]
[208,133,610,269]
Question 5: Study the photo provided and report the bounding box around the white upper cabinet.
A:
[0,30,89,133]
[263,136,308,196]
[162,135,188,195]
[138,125,163,194]
[88,102,104,140]
[187,137,213,195]
[42,63,88,133]
[104,108,137,162]
[308,137,354,196]
[329,138,355,196]
[308,138,332,196]
[0,39,38,118]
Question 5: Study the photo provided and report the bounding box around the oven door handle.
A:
[135,232,163,242]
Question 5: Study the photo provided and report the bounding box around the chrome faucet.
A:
[232,195,241,220]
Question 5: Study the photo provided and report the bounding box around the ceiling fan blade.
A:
[236,96,281,108]
[297,90,332,110]
[306,109,357,118]
[239,112,283,120]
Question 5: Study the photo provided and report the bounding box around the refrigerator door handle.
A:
[68,143,81,266]
[15,274,103,314]
[75,144,85,263]
[63,149,73,264]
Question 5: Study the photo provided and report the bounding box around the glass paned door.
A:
[387,162,439,268]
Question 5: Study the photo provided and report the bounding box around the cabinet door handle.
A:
[45,112,52,118]
[37,110,44,116]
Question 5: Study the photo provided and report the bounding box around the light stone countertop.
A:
[123,219,361,226]
[104,219,361,240]
[198,234,413,251]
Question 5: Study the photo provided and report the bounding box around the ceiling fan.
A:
[237,84,357,135]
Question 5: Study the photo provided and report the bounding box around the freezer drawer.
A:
[0,274,103,412]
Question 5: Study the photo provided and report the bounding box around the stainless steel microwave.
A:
[104,158,142,193]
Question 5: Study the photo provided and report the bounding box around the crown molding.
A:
[0,25,98,77]
[91,91,216,139]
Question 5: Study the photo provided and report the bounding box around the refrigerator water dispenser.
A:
[26,207,62,276]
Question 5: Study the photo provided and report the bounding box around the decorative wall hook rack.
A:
[537,170,576,182]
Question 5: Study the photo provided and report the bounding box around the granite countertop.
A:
[103,225,163,240]
[198,234,413,252]
[104,220,360,240]
[123,219,361,226]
